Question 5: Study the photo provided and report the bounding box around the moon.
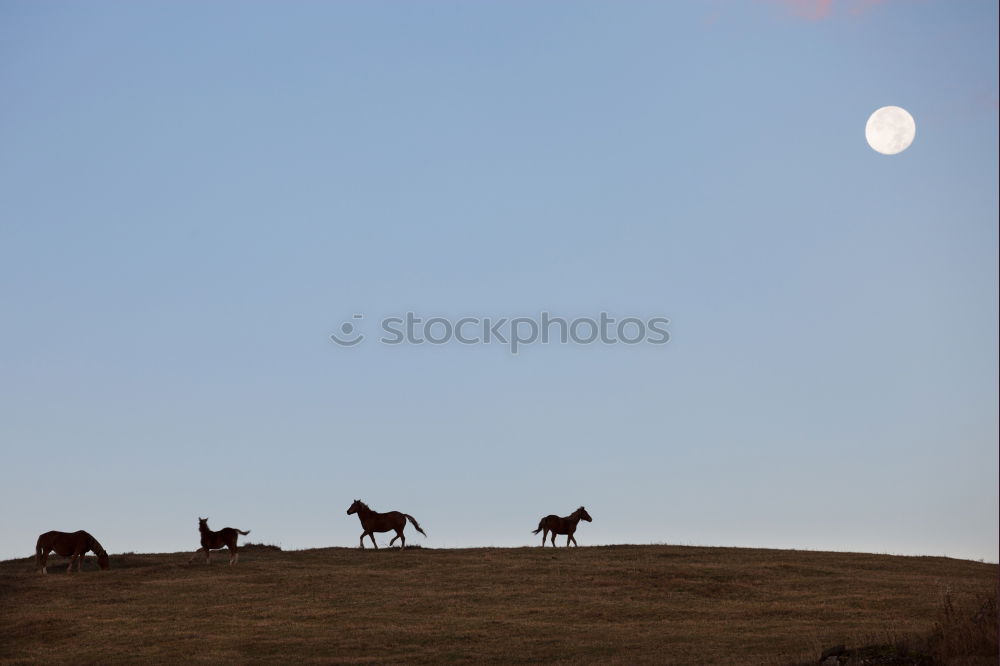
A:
[865,106,916,155]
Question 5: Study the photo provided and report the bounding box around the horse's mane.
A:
[356,500,370,510]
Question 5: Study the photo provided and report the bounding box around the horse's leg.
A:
[68,548,85,573]
[389,533,399,547]
[359,532,367,549]
[566,534,572,547]
[540,529,547,547]
[369,533,379,550]
[551,532,558,547]
[570,534,579,547]
[228,545,235,565]
[78,553,85,571]
[206,548,212,564]
[41,549,49,574]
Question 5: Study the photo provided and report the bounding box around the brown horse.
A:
[35,530,109,574]
[347,500,426,550]
[532,506,593,546]
[187,517,250,565]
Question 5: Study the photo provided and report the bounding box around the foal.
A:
[347,500,426,550]
[532,506,593,546]
[35,530,109,574]
[188,517,250,565]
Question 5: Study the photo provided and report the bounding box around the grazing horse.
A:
[532,506,593,547]
[347,500,426,550]
[35,530,109,574]
[187,517,250,565]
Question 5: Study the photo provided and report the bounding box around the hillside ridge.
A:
[2,543,996,663]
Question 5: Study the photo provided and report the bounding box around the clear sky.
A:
[1,1,997,562]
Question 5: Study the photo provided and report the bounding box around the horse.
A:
[532,506,593,546]
[347,499,426,550]
[35,530,109,574]
[187,517,250,565]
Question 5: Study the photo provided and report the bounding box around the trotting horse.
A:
[347,500,426,550]
[35,530,109,574]
[187,517,250,565]
[532,506,593,546]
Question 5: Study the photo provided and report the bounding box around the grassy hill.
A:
[1,544,996,664]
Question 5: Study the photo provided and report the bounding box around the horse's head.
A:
[198,517,209,531]
[576,507,593,522]
[347,500,363,515]
[84,533,110,570]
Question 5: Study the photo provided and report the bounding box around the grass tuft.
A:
[240,542,282,552]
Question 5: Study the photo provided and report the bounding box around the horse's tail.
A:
[531,518,546,534]
[404,514,427,537]
[237,529,250,536]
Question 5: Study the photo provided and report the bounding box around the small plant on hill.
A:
[925,590,998,663]
[806,590,999,665]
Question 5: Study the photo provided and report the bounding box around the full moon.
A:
[865,106,916,155]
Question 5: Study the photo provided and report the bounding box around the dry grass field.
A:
[1,544,996,664]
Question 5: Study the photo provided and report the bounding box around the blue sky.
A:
[1,1,997,561]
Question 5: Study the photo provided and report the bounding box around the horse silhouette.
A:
[35,530,109,574]
[187,517,250,565]
[532,507,593,546]
[347,499,426,549]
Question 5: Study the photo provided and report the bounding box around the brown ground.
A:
[0,544,995,664]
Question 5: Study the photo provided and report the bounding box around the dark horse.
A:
[187,517,250,565]
[347,500,426,550]
[35,530,109,574]
[532,506,593,546]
